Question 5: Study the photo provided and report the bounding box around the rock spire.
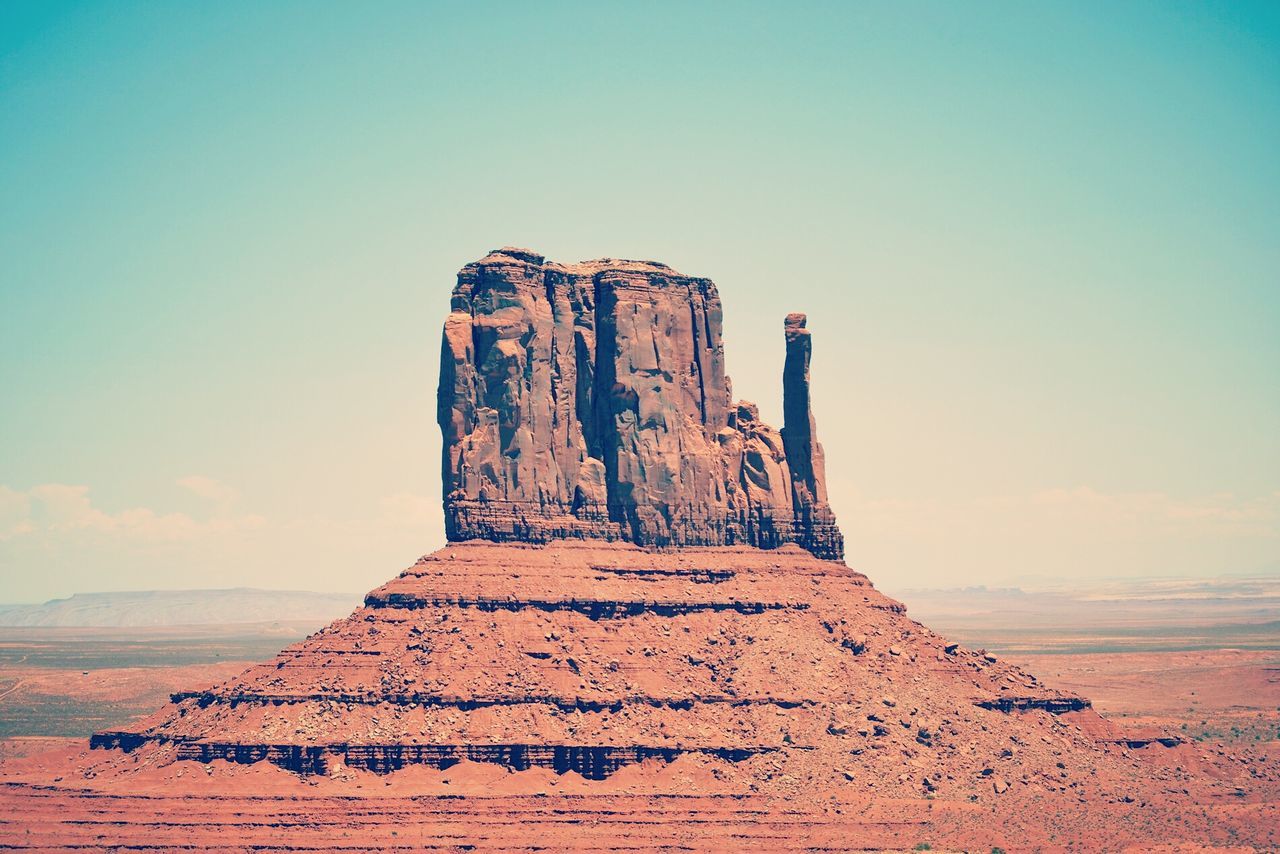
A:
[438,247,843,559]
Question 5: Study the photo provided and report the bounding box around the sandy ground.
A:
[0,742,1275,852]
[0,661,251,740]
[1009,649,1280,746]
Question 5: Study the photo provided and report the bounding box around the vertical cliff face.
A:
[439,247,843,560]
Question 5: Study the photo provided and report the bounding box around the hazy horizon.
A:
[4,566,1279,608]
[2,1,1277,601]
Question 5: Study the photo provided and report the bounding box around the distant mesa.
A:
[439,246,843,559]
[0,589,357,628]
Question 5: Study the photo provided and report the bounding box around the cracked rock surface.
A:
[439,247,842,559]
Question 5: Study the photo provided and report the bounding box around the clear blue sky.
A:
[2,1,1277,601]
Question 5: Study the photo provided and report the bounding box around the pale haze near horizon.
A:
[2,1,1277,603]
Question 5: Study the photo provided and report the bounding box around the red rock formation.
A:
[50,247,1265,853]
[83,248,1151,790]
[439,248,843,559]
[89,541,1108,785]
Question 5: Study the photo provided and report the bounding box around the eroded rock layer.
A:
[90,541,1128,786]
[439,248,843,559]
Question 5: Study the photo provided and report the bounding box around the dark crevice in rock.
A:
[168,692,814,712]
[362,593,808,619]
[89,731,150,752]
[590,565,735,583]
[977,697,1092,714]
[1112,737,1184,748]
[185,742,778,779]
[93,734,779,780]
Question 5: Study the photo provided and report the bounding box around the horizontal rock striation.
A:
[90,542,1113,781]
[168,690,813,711]
[101,739,776,779]
[977,696,1092,714]
[439,248,843,559]
[79,249,1161,801]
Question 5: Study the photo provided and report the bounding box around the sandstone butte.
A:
[0,248,1275,852]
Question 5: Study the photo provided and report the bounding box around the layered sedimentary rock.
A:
[439,248,843,559]
[91,540,1109,784]
[15,247,1268,853]
[82,247,1178,806]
